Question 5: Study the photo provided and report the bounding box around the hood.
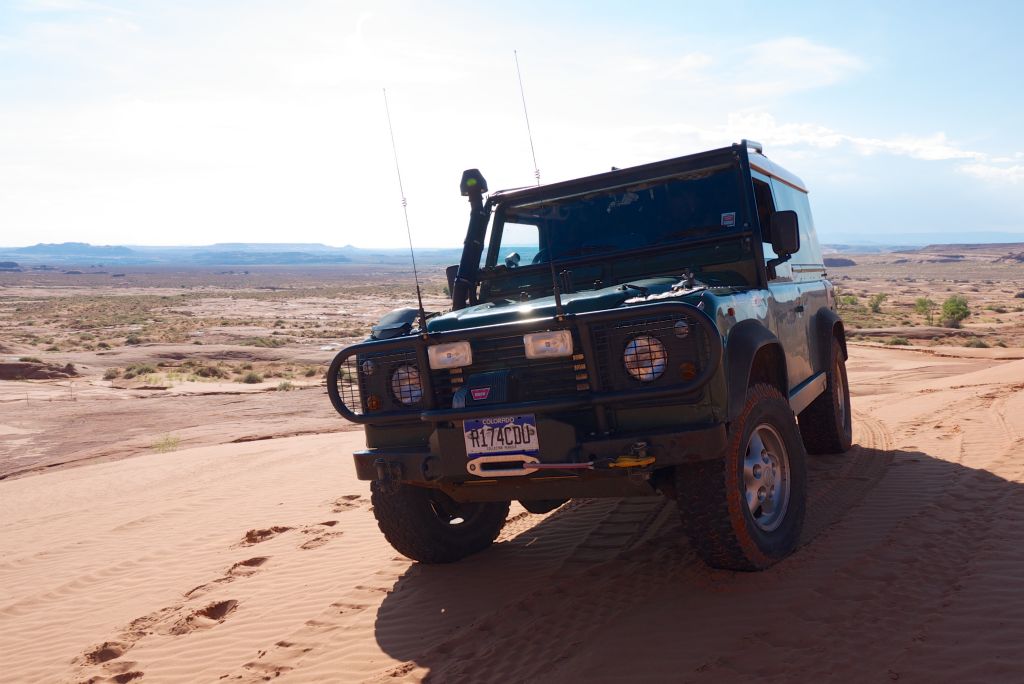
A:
[427,277,693,333]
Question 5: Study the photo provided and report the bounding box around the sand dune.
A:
[2,343,1024,682]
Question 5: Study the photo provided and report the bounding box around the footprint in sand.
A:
[97,660,145,683]
[331,494,367,512]
[80,640,130,664]
[184,556,269,598]
[298,521,343,550]
[239,526,292,546]
[164,599,239,635]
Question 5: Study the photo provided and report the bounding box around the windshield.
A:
[489,164,746,267]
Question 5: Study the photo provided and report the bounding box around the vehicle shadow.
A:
[371,444,1024,682]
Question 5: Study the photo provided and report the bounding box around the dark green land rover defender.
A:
[328,140,852,571]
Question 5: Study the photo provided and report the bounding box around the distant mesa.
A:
[190,250,351,265]
[15,242,136,256]
[0,261,21,271]
[823,257,856,267]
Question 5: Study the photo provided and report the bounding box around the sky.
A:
[1,0,1023,248]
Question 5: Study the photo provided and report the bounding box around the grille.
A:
[591,312,707,391]
[333,354,362,415]
[334,348,423,415]
[431,333,582,407]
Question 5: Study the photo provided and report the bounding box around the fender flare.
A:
[725,319,788,422]
[812,307,847,371]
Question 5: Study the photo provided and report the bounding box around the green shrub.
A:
[304,367,317,377]
[151,434,181,453]
[941,295,970,328]
[103,368,119,380]
[240,371,264,384]
[18,356,42,363]
[868,293,888,313]
[885,337,910,346]
[194,365,228,379]
[964,338,989,348]
[125,333,143,345]
[123,363,156,379]
[276,380,294,391]
[240,336,286,348]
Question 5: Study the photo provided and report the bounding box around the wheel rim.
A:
[834,356,847,429]
[742,424,791,532]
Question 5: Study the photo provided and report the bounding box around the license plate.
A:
[463,414,539,457]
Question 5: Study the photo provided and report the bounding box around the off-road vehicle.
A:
[328,140,852,571]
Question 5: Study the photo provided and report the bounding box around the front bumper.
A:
[352,422,727,500]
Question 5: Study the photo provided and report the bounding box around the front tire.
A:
[676,384,807,571]
[370,482,509,563]
[799,336,853,454]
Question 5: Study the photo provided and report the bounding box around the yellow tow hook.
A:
[608,442,655,469]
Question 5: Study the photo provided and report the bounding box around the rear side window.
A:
[769,179,825,282]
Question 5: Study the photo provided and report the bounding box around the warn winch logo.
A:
[470,387,491,401]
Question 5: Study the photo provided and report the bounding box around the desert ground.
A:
[3,255,1024,682]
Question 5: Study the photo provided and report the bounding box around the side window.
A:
[769,179,824,281]
[753,175,792,281]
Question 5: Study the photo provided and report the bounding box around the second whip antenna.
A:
[382,88,428,336]
[514,50,540,186]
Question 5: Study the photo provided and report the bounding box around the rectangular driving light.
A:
[523,330,573,359]
[428,341,473,369]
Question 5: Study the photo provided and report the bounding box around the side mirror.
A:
[445,265,458,298]
[769,210,800,256]
[504,252,521,268]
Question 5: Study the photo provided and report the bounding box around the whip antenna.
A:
[383,88,428,335]
[514,50,540,186]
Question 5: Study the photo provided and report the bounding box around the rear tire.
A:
[370,482,509,563]
[676,384,807,571]
[799,336,853,454]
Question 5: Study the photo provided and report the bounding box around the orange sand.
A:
[3,344,1024,682]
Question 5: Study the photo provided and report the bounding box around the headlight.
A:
[390,364,423,405]
[428,341,472,369]
[523,330,573,359]
[623,335,667,382]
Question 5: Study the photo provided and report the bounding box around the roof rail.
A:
[741,139,764,154]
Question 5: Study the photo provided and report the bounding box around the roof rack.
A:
[741,139,764,154]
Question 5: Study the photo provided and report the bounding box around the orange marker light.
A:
[680,362,697,381]
[366,395,381,411]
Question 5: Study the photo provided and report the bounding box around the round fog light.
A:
[623,335,667,382]
[390,364,423,405]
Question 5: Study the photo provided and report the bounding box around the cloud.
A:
[959,163,1024,184]
[625,112,1022,188]
[612,37,863,100]
[741,37,866,96]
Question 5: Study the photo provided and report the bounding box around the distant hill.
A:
[13,242,136,256]
[188,250,352,265]
[0,242,461,266]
